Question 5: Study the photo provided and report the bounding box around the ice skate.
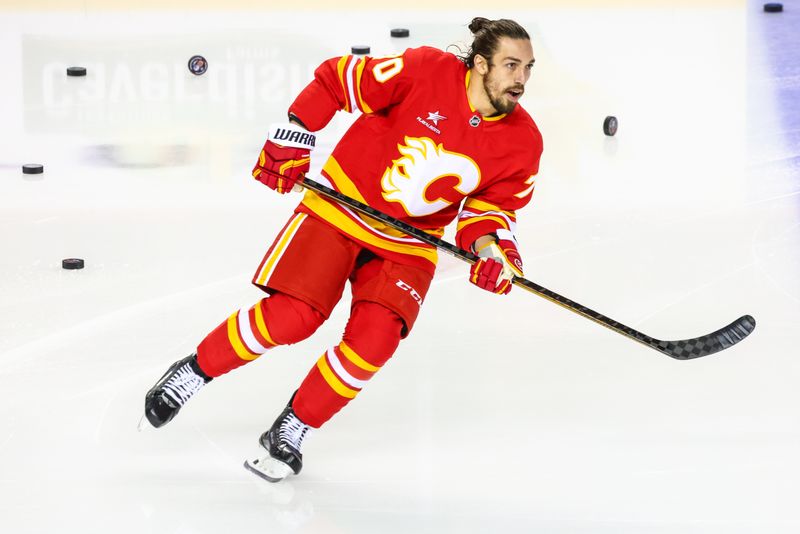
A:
[244,394,313,483]
[143,353,212,429]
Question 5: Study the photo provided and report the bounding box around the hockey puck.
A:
[62,258,85,270]
[603,116,618,136]
[66,66,87,77]
[22,164,44,175]
[763,3,783,12]
[188,55,208,75]
[390,28,410,38]
[351,45,370,55]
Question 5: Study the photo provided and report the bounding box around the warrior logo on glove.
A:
[272,128,316,148]
[252,123,316,194]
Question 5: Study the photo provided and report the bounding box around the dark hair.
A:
[459,17,530,68]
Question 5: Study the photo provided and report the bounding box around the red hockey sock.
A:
[196,292,324,377]
[292,301,403,428]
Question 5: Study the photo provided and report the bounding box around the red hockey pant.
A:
[194,213,433,428]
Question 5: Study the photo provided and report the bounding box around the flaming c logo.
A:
[381,137,480,216]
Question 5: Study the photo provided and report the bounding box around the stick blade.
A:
[656,315,756,360]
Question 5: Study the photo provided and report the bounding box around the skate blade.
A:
[244,455,293,483]
[137,414,154,433]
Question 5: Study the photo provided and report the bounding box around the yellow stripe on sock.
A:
[339,341,380,372]
[316,354,358,399]
[227,312,259,361]
[253,301,278,347]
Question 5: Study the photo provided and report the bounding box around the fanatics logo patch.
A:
[426,110,446,126]
[416,110,446,135]
[469,115,481,127]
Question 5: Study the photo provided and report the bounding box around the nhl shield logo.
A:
[469,115,481,127]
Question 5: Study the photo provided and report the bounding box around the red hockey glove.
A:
[470,257,513,294]
[469,230,524,295]
[252,123,316,194]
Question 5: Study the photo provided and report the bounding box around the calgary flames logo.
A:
[381,137,480,216]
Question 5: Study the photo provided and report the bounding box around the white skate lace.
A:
[162,364,206,406]
[279,413,313,452]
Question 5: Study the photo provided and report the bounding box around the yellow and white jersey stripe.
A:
[456,198,518,235]
[298,159,443,274]
[336,55,374,114]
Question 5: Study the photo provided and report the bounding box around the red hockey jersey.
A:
[288,46,543,274]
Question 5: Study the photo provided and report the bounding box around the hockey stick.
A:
[301,178,755,360]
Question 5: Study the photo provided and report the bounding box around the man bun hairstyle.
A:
[460,17,530,68]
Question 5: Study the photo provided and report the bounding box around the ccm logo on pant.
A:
[396,280,423,306]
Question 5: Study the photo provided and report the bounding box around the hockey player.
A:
[144,17,543,482]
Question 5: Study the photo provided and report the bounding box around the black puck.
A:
[764,3,783,12]
[62,258,85,270]
[22,164,44,174]
[603,116,618,136]
[188,55,208,75]
[390,28,410,38]
[67,66,87,77]
[351,45,370,55]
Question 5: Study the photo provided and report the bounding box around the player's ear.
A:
[474,54,489,75]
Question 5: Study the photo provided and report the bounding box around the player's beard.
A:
[483,67,523,115]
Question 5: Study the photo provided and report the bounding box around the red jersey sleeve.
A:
[455,127,543,252]
[288,47,438,131]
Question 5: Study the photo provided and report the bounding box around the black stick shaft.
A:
[300,177,754,359]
